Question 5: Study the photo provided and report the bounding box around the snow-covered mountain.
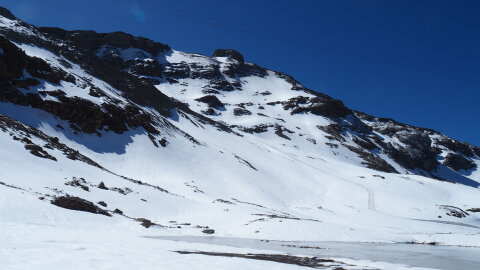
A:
[1,7,479,269]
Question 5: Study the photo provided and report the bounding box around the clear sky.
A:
[2,0,479,146]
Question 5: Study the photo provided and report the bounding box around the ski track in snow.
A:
[252,136,377,212]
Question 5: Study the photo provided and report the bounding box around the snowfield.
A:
[0,7,480,269]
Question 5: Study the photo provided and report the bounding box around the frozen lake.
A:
[149,235,480,270]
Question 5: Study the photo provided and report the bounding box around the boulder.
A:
[195,95,224,108]
[202,229,215,234]
[51,196,111,216]
[97,181,109,190]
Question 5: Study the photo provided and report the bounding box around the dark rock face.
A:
[0,40,22,75]
[213,49,244,62]
[315,109,451,175]
[51,196,111,216]
[443,153,476,171]
[396,131,431,152]
[1,87,158,134]
[353,112,479,175]
[190,63,222,79]
[208,78,237,91]
[436,138,475,157]
[474,147,480,158]
[0,36,71,83]
[162,59,261,93]
[163,62,190,78]
[0,25,175,116]
[233,108,252,116]
[317,124,345,142]
[285,96,351,119]
[0,33,165,135]
[345,145,398,173]
[195,95,224,108]
[102,32,170,54]
[161,49,264,88]
[12,78,41,89]
[94,43,165,84]
[126,59,162,78]
[387,131,439,172]
[0,7,17,20]
[222,62,268,78]
[283,96,310,110]
[386,144,438,172]
[352,136,377,150]
[163,62,224,81]
[39,28,170,55]
[309,99,351,118]
[274,125,292,140]
[24,143,57,161]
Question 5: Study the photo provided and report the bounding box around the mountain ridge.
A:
[1,6,479,183]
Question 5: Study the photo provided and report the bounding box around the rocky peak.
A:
[38,28,171,55]
[0,7,16,20]
[101,31,170,55]
[213,49,245,62]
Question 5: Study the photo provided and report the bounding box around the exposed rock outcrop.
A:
[51,196,111,216]
[195,95,224,108]
[213,49,244,62]
[443,153,476,171]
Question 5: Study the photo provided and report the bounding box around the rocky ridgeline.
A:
[0,36,160,135]
[0,12,174,114]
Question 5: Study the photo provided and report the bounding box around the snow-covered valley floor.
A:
[3,222,479,270]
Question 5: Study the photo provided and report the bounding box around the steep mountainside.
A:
[1,7,480,269]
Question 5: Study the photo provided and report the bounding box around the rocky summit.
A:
[1,6,480,270]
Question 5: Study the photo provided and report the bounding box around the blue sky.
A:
[2,0,479,145]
